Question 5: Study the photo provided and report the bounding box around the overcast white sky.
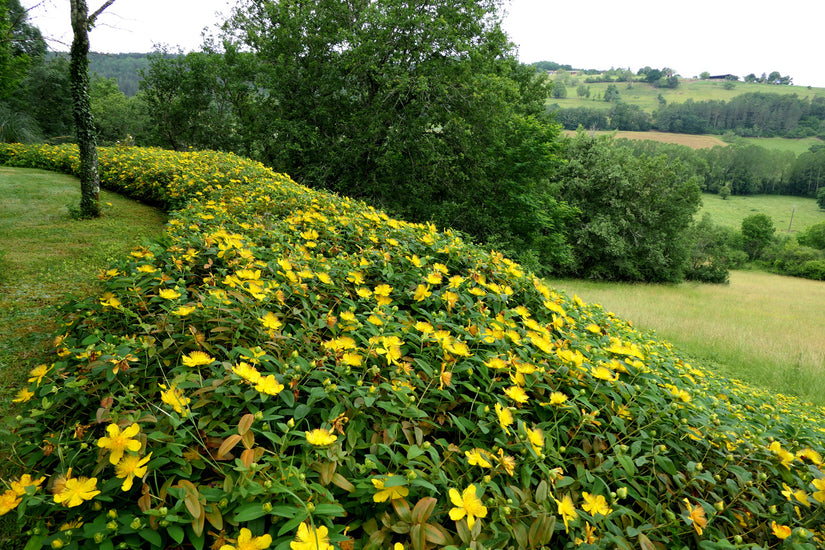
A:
[20,0,825,87]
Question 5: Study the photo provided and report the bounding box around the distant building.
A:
[708,74,738,81]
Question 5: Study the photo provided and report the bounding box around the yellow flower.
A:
[27,364,51,386]
[342,353,362,366]
[158,288,181,300]
[413,284,432,302]
[812,477,825,504]
[0,490,21,515]
[548,392,568,406]
[97,423,141,465]
[305,429,337,446]
[12,388,34,403]
[575,522,598,546]
[182,350,214,367]
[259,311,282,331]
[495,403,514,433]
[797,448,823,465]
[441,291,459,310]
[448,485,487,529]
[255,375,284,396]
[115,453,152,491]
[683,499,707,536]
[771,521,792,540]
[172,305,196,316]
[53,475,100,508]
[465,448,493,468]
[220,527,273,550]
[160,384,190,416]
[496,448,516,476]
[581,492,612,517]
[526,427,544,455]
[591,365,619,382]
[371,476,409,502]
[232,362,262,383]
[504,385,528,404]
[290,522,332,550]
[10,474,45,496]
[554,494,578,533]
[374,284,393,306]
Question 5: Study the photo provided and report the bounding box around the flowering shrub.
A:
[2,143,825,549]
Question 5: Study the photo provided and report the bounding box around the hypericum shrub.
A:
[2,143,825,550]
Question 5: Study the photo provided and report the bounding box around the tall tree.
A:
[211,0,570,270]
[69,0,116,218]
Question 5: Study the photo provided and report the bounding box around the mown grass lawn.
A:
[548,270,825,405]
[0,167,166,409]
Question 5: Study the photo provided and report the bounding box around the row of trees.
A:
[556,93,825,139]
[615,139,825,198]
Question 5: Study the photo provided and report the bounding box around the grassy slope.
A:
[552,79,825,112]
[549,270,825,406]
[0,167,166,406]
[699,192,825,232]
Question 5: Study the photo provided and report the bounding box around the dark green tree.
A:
[741,213,775,260]
[818,188,825,210]
[797,221,825,250]
[0,0,45,100]
[90,75,143,144]
[554,132,702,282]
[603,83,620,102]
[69,0,117,218]
[12,55,74,139]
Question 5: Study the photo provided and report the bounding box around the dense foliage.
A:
[553,133,702,282]
[4,143,825,550]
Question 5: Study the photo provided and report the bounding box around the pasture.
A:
[699,192,824,233]
[549,270,825,405]
[550,78,825,112]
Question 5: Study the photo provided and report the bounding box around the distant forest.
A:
[47,52,153,96]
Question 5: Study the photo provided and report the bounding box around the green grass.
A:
[0,167,166,407]
[552,78,825,112]
[699,192,825,233]
[548,270,825,405]
[730,135,822,155]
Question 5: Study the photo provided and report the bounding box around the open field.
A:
[699,192,825,233]
[550,78,825,112]
[731,135,823,155]
[562,129,727,149]
[0,167,166,406]
[549,270,825,405]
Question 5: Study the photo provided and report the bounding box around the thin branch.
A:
[88,0,118,27]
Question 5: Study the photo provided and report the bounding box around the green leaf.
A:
[168,524,185,544]
[654,455,677,476]
[139,527,163,548]
[233,503,268,522]
[314,503,346,517]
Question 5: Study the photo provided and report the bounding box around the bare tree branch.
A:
[88,0,117,27]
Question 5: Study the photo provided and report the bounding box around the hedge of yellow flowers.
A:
[2,143,825,550]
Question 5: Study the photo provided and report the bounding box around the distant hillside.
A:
[46,52,157,96]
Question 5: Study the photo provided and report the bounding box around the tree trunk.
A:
[70,0,100,218]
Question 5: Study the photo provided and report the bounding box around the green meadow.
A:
[699,192,825,233]
[0,167,165,405]
[549,270,825,406]
[551,78,825,112]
